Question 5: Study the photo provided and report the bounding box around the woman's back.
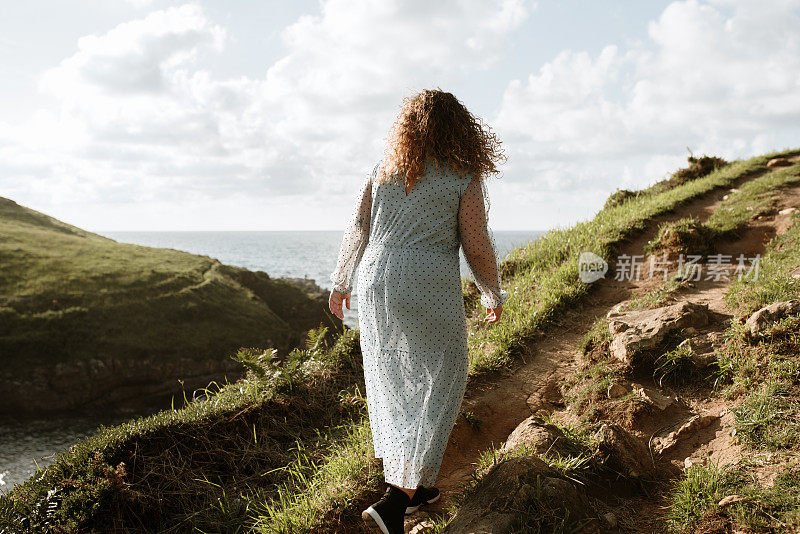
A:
[368,162,467,254]
[357,162,468,354]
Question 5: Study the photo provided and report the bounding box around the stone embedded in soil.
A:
[690,352,718,369]
[677,334,722,369]
[779,207,798,216]
[603,512,618,528]
[607,382,629,398]
[654,413,719,454]
[718,494,747,507]
[767,157,792,168]
[440,456,597,534]
[631,382,676,410]
[595,423,657,479]
[408,515,435,534]
[745,299,800,337]
[607,301,710,363]
[501,416,574,457]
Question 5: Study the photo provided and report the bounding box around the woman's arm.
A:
[458,176,508,321]
[329,165,375,319]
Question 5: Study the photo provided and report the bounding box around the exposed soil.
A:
[401,175,800,533]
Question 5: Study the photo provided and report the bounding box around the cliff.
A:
[0,197,339,414]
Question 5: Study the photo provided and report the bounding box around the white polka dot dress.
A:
[330,159,508,488]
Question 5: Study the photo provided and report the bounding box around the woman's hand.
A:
[329,290,350,320]
[484,305,502,323]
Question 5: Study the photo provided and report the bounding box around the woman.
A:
[329,88,508,534]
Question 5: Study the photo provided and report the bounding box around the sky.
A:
[1,0,799,232]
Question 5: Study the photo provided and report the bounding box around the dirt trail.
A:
[403,172,800,533]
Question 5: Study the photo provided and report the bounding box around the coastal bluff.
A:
[0,197,338,415]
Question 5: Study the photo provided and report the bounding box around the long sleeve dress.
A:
[330,160,508,488]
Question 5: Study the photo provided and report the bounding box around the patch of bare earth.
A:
[401,175,800,533]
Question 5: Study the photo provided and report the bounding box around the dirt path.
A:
[403,173,800,533]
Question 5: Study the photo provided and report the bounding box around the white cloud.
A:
[123,0,157,8]
[495,0,800,209]
[3,0,798,232]
[1,0,528,225]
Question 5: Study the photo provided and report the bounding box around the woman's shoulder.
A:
[427,159,475,195]
[426,159,474,180]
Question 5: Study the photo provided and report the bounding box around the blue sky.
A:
[1,0,799,231]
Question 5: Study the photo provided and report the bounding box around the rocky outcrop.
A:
[595,423,657,479]
[745,299,800,338]
[441,456,599,533]
[653,413,719,454]
[607,301,710,363]
[675,332,723,369]
[767,157,793,168]
[500,416,575,457]
[631,382,676,411]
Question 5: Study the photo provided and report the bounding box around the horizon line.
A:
[94,228,547,233]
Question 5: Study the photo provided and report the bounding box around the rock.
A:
[501,416,574,457]
[606,302,627,318]
[690,352,718,369]
[607,382,629,398]
[596,423,655,479]
[441,456,597,533]
[767,157,792,168]
[745,299,800,337]
[718,494,747,507]
[603,512,618,528]
[677,336,719,369]
[779,207,797,216]
[631,382,676,411]
[654,413,719,453]
[608,302,710,363]
[409,517,435,534]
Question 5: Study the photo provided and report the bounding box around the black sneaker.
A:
[405,485,440,514]
[362,485,410,534]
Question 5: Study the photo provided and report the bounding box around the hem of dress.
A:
[378,457,441,488]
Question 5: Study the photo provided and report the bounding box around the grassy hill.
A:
[0,197,338,414]
[2,148,800,533]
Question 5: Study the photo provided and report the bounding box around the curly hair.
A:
[379,89,506,192]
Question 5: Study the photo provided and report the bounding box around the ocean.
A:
[0,230,541,494]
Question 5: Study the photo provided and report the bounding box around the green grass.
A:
[653,342,699,387]
[467,150,795,376]
[0,197,333,414]
[643,161,800,261]
[251,418,381,534]
[579,317,613,358]
[0,327,363,533]
[713,208,800,394]
[726,211,800,316]
[644,217,713,257]
[705,162,800,237]
[668,462,800,533]
[733,382,800,451]
[665,161,800,533]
